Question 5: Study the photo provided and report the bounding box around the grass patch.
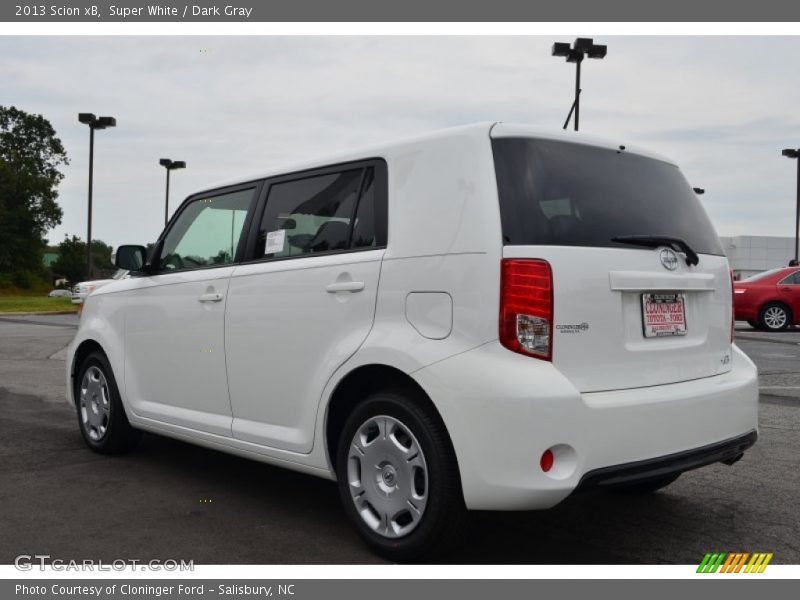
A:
[0,295,77,314]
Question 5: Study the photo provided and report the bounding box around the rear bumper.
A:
[574,430,757,492]
[413,341,759,511]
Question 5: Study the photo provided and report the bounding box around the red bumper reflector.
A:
[540,449,554,473]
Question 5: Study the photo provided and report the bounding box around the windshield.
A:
[492,138,724,255]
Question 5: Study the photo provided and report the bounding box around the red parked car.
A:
[734,267,800,331]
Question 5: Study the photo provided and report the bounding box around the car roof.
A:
[198,121,679,192]
[739,266,800,282]
[490,123,677,166]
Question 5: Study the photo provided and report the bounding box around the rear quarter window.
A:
[492,138,724,256]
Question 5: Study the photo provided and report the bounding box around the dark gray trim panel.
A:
[574,430,757,491]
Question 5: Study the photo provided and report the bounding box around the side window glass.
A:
[352,168,377,249]
[159,188,253,272]
[540,197,580,219]
[257,170,362,258]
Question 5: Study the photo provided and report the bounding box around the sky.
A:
[2,35,800,249]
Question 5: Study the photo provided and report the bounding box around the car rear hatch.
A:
[491,127,733,393]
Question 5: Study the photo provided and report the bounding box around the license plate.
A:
[641,293,687,338]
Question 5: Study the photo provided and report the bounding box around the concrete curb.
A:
[0,310,78,316]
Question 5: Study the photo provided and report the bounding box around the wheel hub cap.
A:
[381,464,397,487]
[79,366,110,441]
[347,415,428,539]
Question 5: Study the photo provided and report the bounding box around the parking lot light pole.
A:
[782,148,800,263]
[159,158,186,226]
[78,113,116,279]
[552,38,607,132]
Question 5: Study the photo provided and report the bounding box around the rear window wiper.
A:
[611,235,700,266]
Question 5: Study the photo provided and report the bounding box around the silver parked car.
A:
[48,289,72,298]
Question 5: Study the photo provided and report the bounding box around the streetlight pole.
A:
[552,38,607,132]
[574,58,581,131]
[159,158,186,226]
[78,113,116,279]
[165,167,170,225]
[87,125,94,279]
[782,148,800,264]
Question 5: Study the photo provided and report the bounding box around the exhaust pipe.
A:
[721,453,743,466]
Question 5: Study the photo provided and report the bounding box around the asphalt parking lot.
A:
[0,314,798,564]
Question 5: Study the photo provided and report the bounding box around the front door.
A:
[123,185,258,436]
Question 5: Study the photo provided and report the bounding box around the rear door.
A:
[225,161,387,453]
[492,131,733,392]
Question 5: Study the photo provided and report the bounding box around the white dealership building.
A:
[719,236,796,279]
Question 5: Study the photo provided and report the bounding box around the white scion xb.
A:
[66,123,758,560]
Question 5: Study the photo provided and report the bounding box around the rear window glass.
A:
[746,268,791,282]
[492,138,725,256]
[779,271,800,284]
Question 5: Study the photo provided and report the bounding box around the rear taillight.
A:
[500,259,553,361]
[730,268,735,343]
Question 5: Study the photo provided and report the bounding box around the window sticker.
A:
[265,229,286,254]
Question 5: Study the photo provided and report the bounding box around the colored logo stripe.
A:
[745,553,773,573]
[697,553,725,573]
[723,553,748,573]
[697,552,773,573]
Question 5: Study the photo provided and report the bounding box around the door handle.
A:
[326,281,365,293]
[198,292,224,303]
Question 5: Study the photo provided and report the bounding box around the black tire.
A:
[759,302,791,332]
[335,389,466,562]
[610,473,680,495]
[75,351,141,454]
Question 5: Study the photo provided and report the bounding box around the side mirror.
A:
[115,245,147,271]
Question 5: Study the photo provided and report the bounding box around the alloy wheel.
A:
[763,306,788,330]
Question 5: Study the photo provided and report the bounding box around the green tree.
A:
[51,236,115,283]
[0,105,68,274]
[90,239,114,271]
[51,235,86,284]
